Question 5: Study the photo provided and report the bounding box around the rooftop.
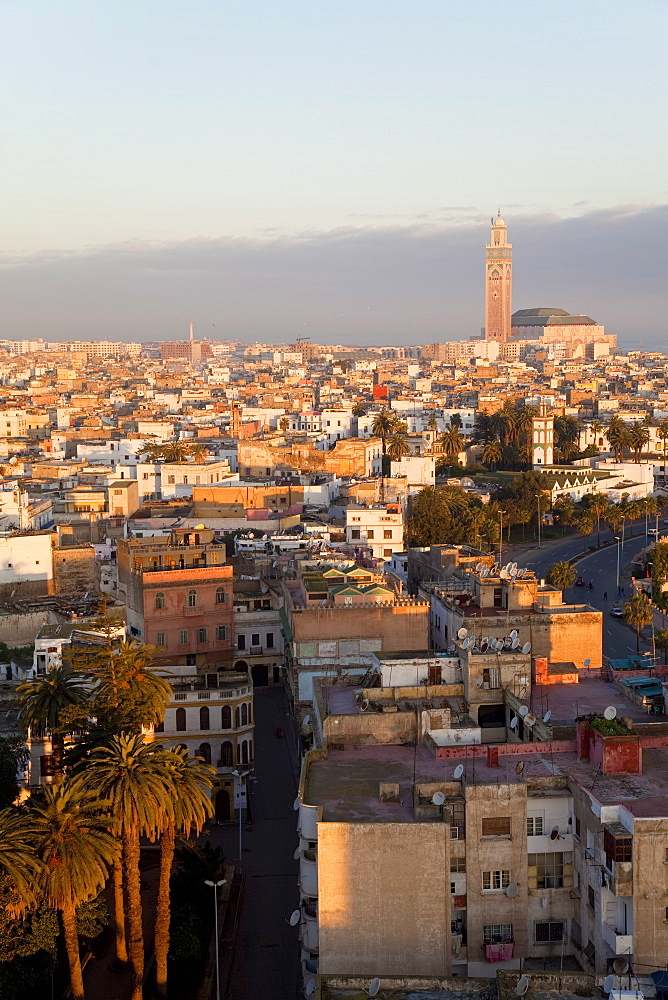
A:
[532,677,656,725]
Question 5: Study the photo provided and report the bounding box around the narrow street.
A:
[209,686,302,1000]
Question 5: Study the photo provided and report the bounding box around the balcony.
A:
[602,921,633,957]
[182,605,204,616]
[299,850,318,897]
[301,910,318,954]
[608,862,633,897]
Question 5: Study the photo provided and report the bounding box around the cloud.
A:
[0,206,665,348]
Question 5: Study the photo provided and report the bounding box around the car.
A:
[610,607,624,618]
[575,576,586,587]
[648,528,660,537]
[663,519,668,526]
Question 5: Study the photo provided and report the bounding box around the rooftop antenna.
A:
[293,846,301,860]
[293,797,300,811]
[604,706,617,720]
[510,716,518,729]
[519,705,530,718]
[457,627,468,640]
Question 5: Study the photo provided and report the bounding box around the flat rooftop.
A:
[533,677,657,725]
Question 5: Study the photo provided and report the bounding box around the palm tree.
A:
[18,666,88,772]
[371,409,395,473]
[439,425,465,459]
[154,749,215,998]
[623,592,653,652]
[546,561,577,591]
[657,420,668,484]
[161,441,190,463]
[655,628,668,665]
[606,415,626,462]
[189,442,209,463]
[387,431,410,463]
[80,735,178,1000]
[137,442,163,463]
[88,641,172,734]
[279,416,290,433]
[583,493,610,548]
[577,511,595,553]
[0,807,42,915]
[629,422,650,463]
[352,400,367,418]
[481,438,503,471]
[590,419,603,447]
[34,782,117,1000]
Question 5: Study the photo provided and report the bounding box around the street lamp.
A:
[615,536,621,592]
[204,878,227,1000]
[232,769,251,867]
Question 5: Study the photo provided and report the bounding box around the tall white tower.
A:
[485,211,512,343]
[532,410,554,468]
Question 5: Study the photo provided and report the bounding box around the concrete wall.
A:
[632,815,668,972]
[317,821,450,976]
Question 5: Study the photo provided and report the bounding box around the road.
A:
[517,524,668,661]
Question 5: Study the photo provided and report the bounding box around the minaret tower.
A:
[485,211,512,342]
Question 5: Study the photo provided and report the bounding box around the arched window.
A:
[221,705,231,729]
[187,590,197,607]
[220,741,233,767]
[248,739,253,761]
[235,706,240,729]
[216,587,227,604]
[155,592,165,609]
[241,703,248,726]
[198,742,212,765]
[236,742,241,764]
[248,703,252,724]
[241,740,249,765]
[200,706,210,731]
[176,707,186,732]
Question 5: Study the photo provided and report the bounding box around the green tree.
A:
[582,492,610,548]
[34,782,117,1000]
[406,486,471,547]
[481,438,503,470]
[371,409,397,475]
[352,400,367,418]
[655,628,668,665]
[80,735,177,1000]
[161,441,190,463]
[0,738,28,809]
[387,430,411,463]
[546,561,577,591]
[623,592,654,653]
[577,510,595,553]
[606,415,627,462]
[154,749,215,999]
[18,666,88,772]
[189,442,209,463]
[628,422,650,463]
[657,420,668,484]
[439,425,465,458]
[0,808,42,915]
[136,441,163,463]
[279,416,289,432]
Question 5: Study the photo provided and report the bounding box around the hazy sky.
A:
[1,1,666,343]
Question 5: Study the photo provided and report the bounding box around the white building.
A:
[345,504,404,561]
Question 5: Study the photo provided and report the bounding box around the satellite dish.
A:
[293,797,300,811]
[522,642,532,654]
[510,716,518,729]
[454,764,464,779]
[603,975,616,994]
[289,909,300,926]
[584,658,591,667]
[500,568,509,579]
[519,705,530,718]
[516,976,529,997]
[481,640,488,652]
[515,761,525,775]
[524,713,537,727]
[303,715,311,725]
[476,677,484,687]
[432,791,446,806]
[550,826,560,841]
[457,627,468,640]
[368,979,381,998]
[511,562,518,573]
[305,980,316,997]
[604,706,617,721]
[512,637,520,649]
[360,699,369,711]
[613,958,630,975]
[543,710,552,724]
[510,629,518,639]
[506,882,519,899]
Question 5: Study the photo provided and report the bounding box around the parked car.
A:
[575,576,586,587]
[610,607,624,618]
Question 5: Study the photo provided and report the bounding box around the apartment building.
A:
[117,526,234,670]
[345,503,404,561]
[233,577,284,687]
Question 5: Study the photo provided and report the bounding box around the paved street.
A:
[514,524,668,660]
[208,686,302,1000]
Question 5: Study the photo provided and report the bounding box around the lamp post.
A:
[232,769,251,867]
[615,536,621,592]
[204,878,227,1000]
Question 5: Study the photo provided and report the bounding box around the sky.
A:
[1,1,666,345]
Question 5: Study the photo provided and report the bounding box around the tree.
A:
[657,420,668,484]
[371,409,396,475]
[0,738,28,809]
[554,415,581,463]
[279,416,290,432]
[553,497,577,535]
[18,666,88,772]
[628,421,650,463]
[655,628,668,665]
[34,782,117,1000]
[577,511,595,553]
[406,486,471,547]
[154,749,215,999]
[189,442,209,463]
[0,808,42,915]
[582,492,610,548]
[352,400,367,418]
[80,735,177,1000]
[386,431,410,463]
[481,438,503,471]
[161,441,190,463]
[439,425,465,459]
[547,561,577,591]
[136,440,162,463]
[623,592,653,653]
[606,415,627,462]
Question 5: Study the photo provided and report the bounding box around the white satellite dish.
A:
[511,637,520,649]
[500,568,509,579]
[360,699,370,712]
[432,791,446,806]
[511,562,518,572]
[368,979,381,998]
[522,642,532,654]
[613,958,630,975]
[475,562,483,573]
[506,882,519,899]
[303,715,311,726]
[454,764,464,779]
[524,713,537,727]
[510,716,518,729]
[604,706,617,721]
[305,980,316,997]
[519,705,530,718]
[289,909,300,926]
[476,677,484,687]
[550,826,560,841]
[510,629,518,639]
[516,976,529,997]
[603,975,616,994]
[583,658,591,667]
[515,761,525,775]
[293,797,300,811]
[293,846,301,860]
[457,627,468,640]
[543,710,552,724]
[481,640,488,652]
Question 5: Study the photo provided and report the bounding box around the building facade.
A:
[485,212,513,343]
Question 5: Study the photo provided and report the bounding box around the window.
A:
[351,529,360,540]
[200,706,210,730]
[266,633,274,648]
[216,626,229,641]
[451,881,456,894]
[219,741,233,767]
[221,706,232,729]
[482,816,511,838]
[450,857,466,873]
[493,587,502,607]
[241,703,248,726]
[482,870,510,891]
[187,590,197,607]
[587,885,595,910]
[367,529,374,539]
[571,918,581,948]
[575,816,581,840]
[186,654,196,666]
[198,742,211,764]
[168,476,175,484]
[237,635,246,651]
[156,631,166,648]
[535,921,565,943]
[198,628,207,643]
[241,740,249,764]
[383,549,392,557]
[182,475,188,484]
[40,754,56,778]
[483,924,513,945]
[216,587,228,604]
[604,829,632,868]
[527,815,544,837]
[482,667,500,689]
[528,852,572,889]
[175,707,186,732]
[383,529,392,539]
[155,592,166,609]
[235,706,241,728]
[179,629,188,645]
[251,633,260,646]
